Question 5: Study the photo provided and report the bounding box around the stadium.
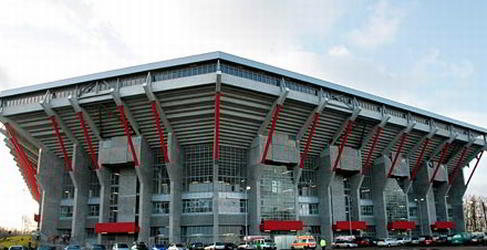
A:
[0,52,485,246]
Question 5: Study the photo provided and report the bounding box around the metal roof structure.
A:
[0,51,485,201]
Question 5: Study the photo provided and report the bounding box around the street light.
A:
[414,198,425,235]
[245,186,251,237]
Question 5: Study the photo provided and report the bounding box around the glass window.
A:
[260,165,296,221]
[89,171,100,198]
[88,204,99,217]
[153,201,170,214]
[153,152,170,194]
[361,205,374,216]
[62,172,74,199]
[183,144,214,192]
[182,199,212,214]
[60,206,73,217]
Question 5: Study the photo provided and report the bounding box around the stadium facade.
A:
[0,52,485,246]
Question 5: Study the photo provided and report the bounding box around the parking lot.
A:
[346,247,487,250]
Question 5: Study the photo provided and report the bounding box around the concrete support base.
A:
[449,169,467,233]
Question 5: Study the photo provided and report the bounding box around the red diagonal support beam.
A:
[299,113,320,169]
[48,116,72,171]
[261,104,282,164]
[387,133,408,178]
[77,112,100,169]
[151,101,169,163]
[448,146,469,184]
[332,120,354,171]
[6,124,41,201]
[213,92,222,160]
[430,143,450,183]
[362,127,383,175]
[410,138,430,181]
[117,105,139,167]
[466,151,484,187]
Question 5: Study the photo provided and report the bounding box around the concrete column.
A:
[449,168,467,233]
[69,144,91,244]
[247,163,263,235]
[135,137,154,243]
[96,166,111,244]
[166,133,182,243]
[350,174,364,223]
[434,183,449,222]
[317,150,335,243]
[213,162,220,242]
[36,148,65,243]
[411,162,437,236]
[371,157,388,239]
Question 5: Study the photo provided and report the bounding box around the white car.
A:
[204,243,225,250]
[377,238,400,247]
[9,246,27,250]
[332,240,358,248]
[168,244,187,250]
[113,243,130,250]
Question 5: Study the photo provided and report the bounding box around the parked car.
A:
[421,236,434,246]
[65,245,82,250]
[435,235,449,246]
[451,233,472,245]
[113,244,130,250]
[223,243,237,250]
[410,237,420,245]
[37,245,56,250]
[331,240,357,248]
[132,243,149,250]
[252,239,276,250]
[237,243,254,250]
[9,246,27,250]
[291,235,316,250]
[168,244,187,250]
[189,243,204,250]
[376,238,400,247]
[152,244,167,250]
[204,243,225,250]
[353,237,373,247]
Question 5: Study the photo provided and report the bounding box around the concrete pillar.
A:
[96,166,111,244]
[166,133,182,243]
[36,148,65,243]
[449,168,467,233]
[135,138,154,243]
[317,150,335,243]
[411,162,437,236]
[69,144,91,244]
[350,174,364,223]
[434,182,449,222]
[371,157,388,239]
[247,163,263,235]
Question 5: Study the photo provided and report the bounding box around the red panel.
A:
[259,220,303,231]
[333,221,367,231]
[95,222,139,234]
[431,221,455,230]
[388,221,416,230]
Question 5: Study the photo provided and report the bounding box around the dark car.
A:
[223,243,237,250]
[435,235,448,246]
[354,237,373,247]
[189,243,204,250]
[37,246,56,250]
[152,245,167,250]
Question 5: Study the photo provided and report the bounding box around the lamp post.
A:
[245,186,251,237]
[414,198,425,235]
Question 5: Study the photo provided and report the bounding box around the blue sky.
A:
[0,0,486,229]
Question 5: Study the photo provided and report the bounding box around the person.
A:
[319,238,326,250]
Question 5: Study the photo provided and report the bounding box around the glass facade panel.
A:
[182,199,212,214]
[89,171,100,198]
[153,201,170,214]
[182,226,213,244]
[384,179,408,222]
[153,152,170,194]
[183,144,213,192]
[217,146,247,192]
[298,157,318,197]
[260,165,296,221]
[88,204,99,217]
[60,206,73,217]
[62,172,74,199]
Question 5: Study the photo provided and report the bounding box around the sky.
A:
[0,0,486,229]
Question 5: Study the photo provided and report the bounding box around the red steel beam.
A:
[362,127,383,175]
[430,143,450,183]
[387,133,408,178]
[76,112,100,169]
[213,92,221,160]
[299,113,320,169]
[6,124,41,201]
[465,151,484,187]
[410,138,430,181]
[261,104,282,164]
[332,120,354,171]
[448,146,469,185]
[117,105,139,167]
[151,101,169,163]
[48,116,72,171]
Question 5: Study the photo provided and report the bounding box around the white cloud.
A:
[348,0,408,49]
[328,45,350,56]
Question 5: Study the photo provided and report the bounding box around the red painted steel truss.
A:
[448,146,469,185]
[261,105,282,163]
[430,143,450,183]
[213,92,221,160]
[466,151,484,187]
[410,138,430,181]
[48,116,72,171]
[151,102,169,163]
[76,112,100,169]
[117,105,139,166]
[5,124,41,201]
[387,133,408,178]
[362,127,383,174]
[299,113,320,169]
[332,120,354,171]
